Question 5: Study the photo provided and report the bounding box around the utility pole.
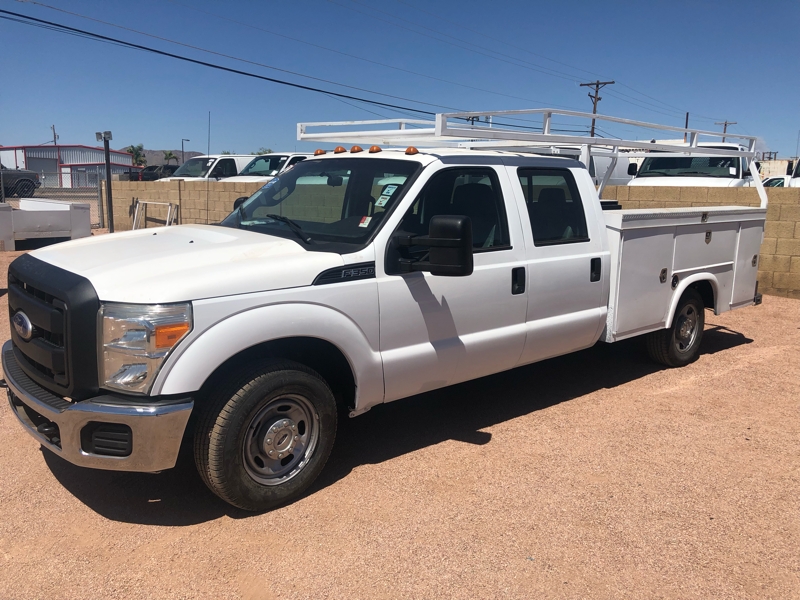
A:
[683,112,689,143]
[580,80,615,137]
[715,120,737,143]
[96,131,114,233]
[50,124,58,145]
[181,138,190,164]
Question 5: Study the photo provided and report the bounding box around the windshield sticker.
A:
[375,194,391,207]
[358,216,372,228]
[383,184,398,196]
[729,167,737,175]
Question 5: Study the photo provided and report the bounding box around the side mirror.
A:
[627,163,638,176]
[787,161,795,176]
[233,196,248,209]
[397,215,473,277]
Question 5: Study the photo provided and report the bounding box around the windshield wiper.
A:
[638,171,673,176]
[265,214,313,244]
[675,171,718,177]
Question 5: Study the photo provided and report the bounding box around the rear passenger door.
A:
[515,167,608,365]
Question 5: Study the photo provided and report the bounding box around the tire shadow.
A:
[43,324,752,525]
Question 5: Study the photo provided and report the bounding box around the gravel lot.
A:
[0,249,798,599]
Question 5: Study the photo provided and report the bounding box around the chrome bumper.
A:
[2,340,193,472]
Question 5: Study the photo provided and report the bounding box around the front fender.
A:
[153,302,384,412]
[664,273,719,328]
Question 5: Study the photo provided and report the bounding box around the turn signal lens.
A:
[405,146,419,155]
[314,149,326,156]
[350,145,363,153]
[333,146,347,154]
[155,322,191,349]
[369,145,382,153]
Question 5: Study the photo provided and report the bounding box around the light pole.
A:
[181,138,190,164]
[96,130,114,233]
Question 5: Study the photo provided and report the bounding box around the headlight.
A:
[100,302,192,394]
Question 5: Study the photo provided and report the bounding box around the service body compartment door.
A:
[731,221,763,307]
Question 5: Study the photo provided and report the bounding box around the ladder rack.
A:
[297,108,767,207]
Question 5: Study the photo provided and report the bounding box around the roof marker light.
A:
[369,145,382,153]
[314,149,326,156]
[405,146,419,155]
[350,145,363,153]
[333,146,347,154]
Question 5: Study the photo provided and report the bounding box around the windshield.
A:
[240,155,289,177]
[221,157,420,249]
[172,157,215,178]
[637,155,740,178]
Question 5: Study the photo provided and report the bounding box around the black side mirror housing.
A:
[627,163,638,176]
[787,161,795,176]
[233,196,248,209]
[397,215,473,277]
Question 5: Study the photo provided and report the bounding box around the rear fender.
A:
[664,274,719,328]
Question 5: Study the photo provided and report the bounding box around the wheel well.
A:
[201,337,356,410]
[688,279,715,311]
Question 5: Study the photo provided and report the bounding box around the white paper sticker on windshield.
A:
[383,184,398,196]
[729,167,737,175]
[375,194,391,207]
[359,216,372,228]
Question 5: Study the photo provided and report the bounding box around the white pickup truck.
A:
[4,145,765,511]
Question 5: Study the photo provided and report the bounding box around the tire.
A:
[194,360,337,511]
[646,288,705,367]
[15,180,35,198]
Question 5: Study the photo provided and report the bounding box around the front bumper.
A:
[2,341,193,472]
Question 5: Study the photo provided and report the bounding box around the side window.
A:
[398,167,510,250]
[517,168,590,246]
[220,158,238,177]
[286,156,306,168]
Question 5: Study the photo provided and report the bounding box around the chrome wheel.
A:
[674,303,699,353]
[243,394,319,486]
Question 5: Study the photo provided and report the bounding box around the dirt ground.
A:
[0,248,798,600]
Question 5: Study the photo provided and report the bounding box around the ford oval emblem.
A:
[12,311,34,341]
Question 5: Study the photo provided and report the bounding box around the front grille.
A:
[8,254,100,400]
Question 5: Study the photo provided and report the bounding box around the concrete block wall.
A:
[601,186,800,299]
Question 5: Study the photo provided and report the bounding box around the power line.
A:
[0,8,438,116]
[715,120,737,143]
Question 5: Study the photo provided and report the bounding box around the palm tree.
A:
[126,144,147,166]
[163,150,178,164]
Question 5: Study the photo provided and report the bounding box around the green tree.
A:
[221,150,234,155]
[163,150,178,164]
[253,147,273,155]
[126,144,146,166]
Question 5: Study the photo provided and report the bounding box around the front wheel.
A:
[645,288,705,367]
[15,180,35,198]
[194,360,337,511]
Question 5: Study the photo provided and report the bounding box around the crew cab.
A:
[3,147,765,511]
[224,153,311,184]
[161,154,255,181]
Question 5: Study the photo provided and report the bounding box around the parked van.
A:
[628,143,756,187]
[225,153,311,183]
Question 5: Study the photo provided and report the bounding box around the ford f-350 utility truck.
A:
[4,110,767,511]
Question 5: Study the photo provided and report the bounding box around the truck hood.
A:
[628,177,744,187]
[223,175,274,183]
[29,225,343,303]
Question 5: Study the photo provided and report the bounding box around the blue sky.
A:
[0,0,797,157]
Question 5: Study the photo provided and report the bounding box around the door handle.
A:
[512,267,526,295]
[590,257,601,282]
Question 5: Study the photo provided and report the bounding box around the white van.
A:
[225,153,312,184]
[628,143,756,187]
[162,154,255,181]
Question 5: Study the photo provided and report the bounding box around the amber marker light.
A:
[333,146,347,154]
[405,146,419,155]
[369,145,382,153]
[314,149,326,156]
[350,145,363,153]
[155,322,191,349]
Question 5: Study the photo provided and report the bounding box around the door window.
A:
[212,158,238,178]
[398,167,510,250]
[517,168,590,246]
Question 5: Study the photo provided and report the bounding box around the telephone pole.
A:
[580,80,615,137]
[50,124,58,145]
[715,120,736,143]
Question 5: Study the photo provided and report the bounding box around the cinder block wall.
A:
[102,180,264,231]
[602,186,800,299]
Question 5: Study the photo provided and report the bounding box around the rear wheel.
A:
[15,180,35,198]
[646,288,705,367]
[194,360,337,511]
